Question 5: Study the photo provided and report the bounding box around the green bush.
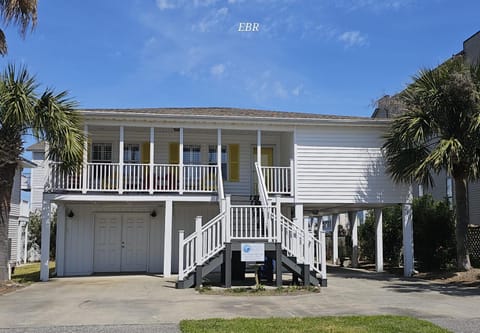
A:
[413,195,456,271]
[359,206,402,266]
[28,210,57,260]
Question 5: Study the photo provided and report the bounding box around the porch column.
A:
[375,208,384,272]
[118,126,124,194]
[40,198,52,281]
[332,214,339,265]
[163,200,173,277]
[179,128,184,194]
[24,222,28,264]
[217,128,222,189]
[149,127,155,194]
[55,203,66,276]
[257,129,261,166]
[349,211,359,268]
[82,124,88,194]
[295,204,303,228]
[402,202,414,277]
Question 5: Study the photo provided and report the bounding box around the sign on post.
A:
[241,243,265,262]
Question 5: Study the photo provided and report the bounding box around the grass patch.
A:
[180,316,451,333]
[12,261,55,284]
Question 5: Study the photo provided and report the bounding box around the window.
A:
[446,177,453,206]
[124,144,140,163]
[209,145,227,180]
[92,143,112,162]
[418,184,424,197]
[183,145,201,165]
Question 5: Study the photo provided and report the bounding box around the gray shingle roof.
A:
[80,107,371,121]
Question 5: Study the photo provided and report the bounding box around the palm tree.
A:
[0,65,84,281]
[383,57,480,271]
[0,0,37,55]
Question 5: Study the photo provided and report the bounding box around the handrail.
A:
[261,165,292,195]
[217,166,225,201]
[254,162,270,207]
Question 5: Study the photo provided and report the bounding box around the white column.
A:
[217,129,222,172]
[40,199,51,282]
[163,200,173,277]
[82,124,88,194]
[56,204,66,276]
[118,126,124,194]
[24,222,28,264]
[332,214,339,265]
[402,203,414,277]
[349,211,359,268]
[179,128,184,194]
[295,204,303,228]
[149,127,155,195]
[375,208,384,272]
[195,216,203,265]
[256,129,261,166]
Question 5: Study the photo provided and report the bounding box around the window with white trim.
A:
[91,143,112,162]
[183,145,201,164]
[124,144,140,163]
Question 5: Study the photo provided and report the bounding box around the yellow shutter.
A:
[228,144,240,182]
[169,142,180,164]
[141,142,150,163]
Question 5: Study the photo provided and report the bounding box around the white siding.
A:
[30,151,47,212]
[8,169,22,262]
[295,126,408,204]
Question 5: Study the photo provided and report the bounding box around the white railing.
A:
[50,162,219,194]
[261,162,293,195]
[50,162,83,191]
[178,211,226,281]
[201,213,225,263]
[87,163,120,191]
[178,231,197,281]
[153,164,180,192]
[230,205,277,241]
[123,164,150,191]
[183,164,218,192]
[279,215,306,262]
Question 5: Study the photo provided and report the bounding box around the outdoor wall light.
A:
[150,210,157,218]
[67,210,74,218]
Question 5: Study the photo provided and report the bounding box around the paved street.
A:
[1,267,479,332]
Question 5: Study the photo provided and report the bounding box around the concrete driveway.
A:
[1,267,479,332]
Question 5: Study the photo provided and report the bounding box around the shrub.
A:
[28,210,57,260]
[413,195,456,271]
[359,206,402,266]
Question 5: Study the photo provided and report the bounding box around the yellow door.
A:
[253,147,274,194]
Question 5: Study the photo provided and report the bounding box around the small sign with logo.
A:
[241,243,265,262]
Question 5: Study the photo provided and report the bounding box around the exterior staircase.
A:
[176,162,327,289]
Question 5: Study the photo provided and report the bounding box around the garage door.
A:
[94,213,149,272]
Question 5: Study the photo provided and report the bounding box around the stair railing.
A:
[178,204,227,281]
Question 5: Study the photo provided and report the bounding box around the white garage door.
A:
[94,213,149,273]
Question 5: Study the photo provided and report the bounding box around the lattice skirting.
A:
[467,225,480,266]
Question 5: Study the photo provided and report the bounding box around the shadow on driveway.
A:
[328,265,480,297]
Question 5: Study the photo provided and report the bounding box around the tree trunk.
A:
[454,178,472,271]
[0,163,17,281]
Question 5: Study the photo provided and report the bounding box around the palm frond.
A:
[32,89,84,171]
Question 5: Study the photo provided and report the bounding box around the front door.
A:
[252,147,274,194]
[94,213,149,272]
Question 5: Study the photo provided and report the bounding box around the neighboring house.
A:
[31,107,414,287]
[7,158,36,276]
[372,31,480,225]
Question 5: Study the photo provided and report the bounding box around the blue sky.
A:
[1,0,479,120]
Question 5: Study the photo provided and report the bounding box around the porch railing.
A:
[49,162,220,194]
[261,159,293,196]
